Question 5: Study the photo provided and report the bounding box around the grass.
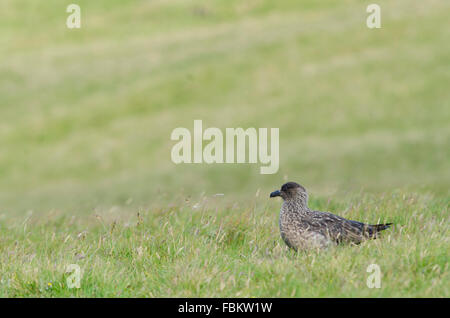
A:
[1,191,448,297]
[0,0,449,297]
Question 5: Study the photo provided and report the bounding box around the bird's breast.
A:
[278,207,331,250]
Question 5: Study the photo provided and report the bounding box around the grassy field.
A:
[0,0,449,297]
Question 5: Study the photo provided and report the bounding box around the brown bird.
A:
[270,182,392,250]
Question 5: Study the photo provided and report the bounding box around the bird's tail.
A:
[371,223,393,232]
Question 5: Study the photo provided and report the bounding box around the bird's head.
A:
[270,182,308,204]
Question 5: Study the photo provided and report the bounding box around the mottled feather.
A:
[271,182,392,250]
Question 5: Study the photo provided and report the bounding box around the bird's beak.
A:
[270,190,281,198]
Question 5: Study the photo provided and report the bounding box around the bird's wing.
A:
[307,211,369,243]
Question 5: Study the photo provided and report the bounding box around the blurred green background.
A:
[1,0,449,214]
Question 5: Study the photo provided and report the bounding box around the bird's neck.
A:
[283,198,309,215]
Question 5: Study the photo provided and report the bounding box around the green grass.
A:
[0,0,449,297]
[1,192,448,297]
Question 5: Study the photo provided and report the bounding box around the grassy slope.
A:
[0,0,449,296]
